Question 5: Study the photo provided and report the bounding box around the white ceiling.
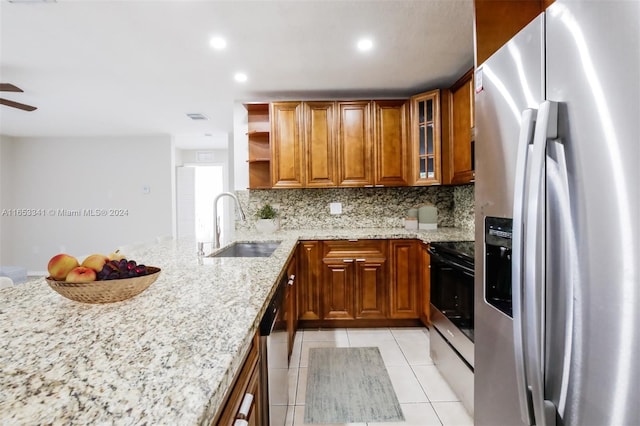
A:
[0,0,474,149]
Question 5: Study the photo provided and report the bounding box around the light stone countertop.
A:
[0,227,473,425]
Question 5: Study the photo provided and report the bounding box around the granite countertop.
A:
[0,227,473,425]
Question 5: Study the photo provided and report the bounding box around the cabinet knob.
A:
[289,274,296,281]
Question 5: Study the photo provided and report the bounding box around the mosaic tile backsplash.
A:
[235,185,475,231]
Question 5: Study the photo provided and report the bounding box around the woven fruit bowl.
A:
[46,266,161,304]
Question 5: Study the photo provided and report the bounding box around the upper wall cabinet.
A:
[410,90,441,186]
[373,100,410,187]
[304,102,337,187]
[336,101,373,187]
[271,102,304,188]
[442,69,475,185]
[474,0,552,66]
[254,98,415,189]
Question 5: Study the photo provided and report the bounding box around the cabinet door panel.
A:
[373,100,409,186]
[410,90,441,185]
[389,240,421,319]
[442,69,475,185]
[297,241,321,320]
[271,102,303,188]
[355,260,386,319]
[304,102,337,187]
[337,102,372,186]
[323,260,355,320]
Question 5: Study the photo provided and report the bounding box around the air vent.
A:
[186,113,208,120]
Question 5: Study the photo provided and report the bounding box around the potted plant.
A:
[254,203,280,233]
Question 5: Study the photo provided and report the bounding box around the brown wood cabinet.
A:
[297,239,430,327]
[297,241,322,321]
[322,240,387,320]
[420,242,431,325]
[442,69,475,185]
[303,101,337,187]
[410,90,442,185]
[388,240,421,319]
[247,104,271,189]
[270,102,303,188]
[336,101,373,187]
[373,100,410,186]
[254,99,412,189]
[474,0,552,66]
[212,332,263,426]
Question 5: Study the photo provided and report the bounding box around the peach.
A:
[81,254,109,272]
[65,266,96,283]
[47,254,79,280]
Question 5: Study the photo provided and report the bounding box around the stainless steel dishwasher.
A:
[259,274,288,426]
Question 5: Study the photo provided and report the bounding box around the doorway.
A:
[176,165,224,242]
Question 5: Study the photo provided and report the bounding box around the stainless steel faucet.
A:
[213,192,246,249]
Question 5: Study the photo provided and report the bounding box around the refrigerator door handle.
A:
[512,108,537,425]
[524,101,558,426]
[546,138,576,420]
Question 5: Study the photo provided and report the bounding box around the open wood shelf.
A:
[246,103,272,189]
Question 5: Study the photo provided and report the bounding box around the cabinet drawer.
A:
[322,240,386,259]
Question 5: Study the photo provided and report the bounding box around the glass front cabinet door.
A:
[410,89,441,185]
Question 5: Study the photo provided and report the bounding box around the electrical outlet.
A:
[330,202,342,215]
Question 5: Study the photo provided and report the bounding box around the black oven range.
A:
[427,240,475,414]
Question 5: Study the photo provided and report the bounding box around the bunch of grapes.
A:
[96,259,149,280]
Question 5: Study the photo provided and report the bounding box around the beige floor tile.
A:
[303,328,349,342]
[295,367,308,405]
[412,365,459,402]
[270,404,289,426]
[385,365,429,403]
[389,327,429,340]
[289,331,303,368]
[288,367,299,406]
[395,335,433,366]
[368,402,443,426]
[375,339,410,367]
[285,405,295,426]
[432,401,473,426]
[346,327,395,344]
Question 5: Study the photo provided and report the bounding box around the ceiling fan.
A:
[0,83,37,111]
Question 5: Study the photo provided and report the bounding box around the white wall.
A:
[0,135,17,266]
[0,135,173,273]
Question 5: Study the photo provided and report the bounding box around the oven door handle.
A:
[428,250,474,276]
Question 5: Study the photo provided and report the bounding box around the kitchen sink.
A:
[208,241,281,258]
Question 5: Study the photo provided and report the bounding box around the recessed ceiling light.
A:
[357,38,374,52]
[209,36,227,50]
[234,72,248,83]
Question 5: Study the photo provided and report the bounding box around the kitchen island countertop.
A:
[0,227,473,425]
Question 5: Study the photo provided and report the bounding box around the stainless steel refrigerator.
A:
[474,1,639,425]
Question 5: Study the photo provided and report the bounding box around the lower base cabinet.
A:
[298,239,425,327]
[212,332,263,426]
[389,240,421,319]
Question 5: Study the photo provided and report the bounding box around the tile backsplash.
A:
[236,185,475,231]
